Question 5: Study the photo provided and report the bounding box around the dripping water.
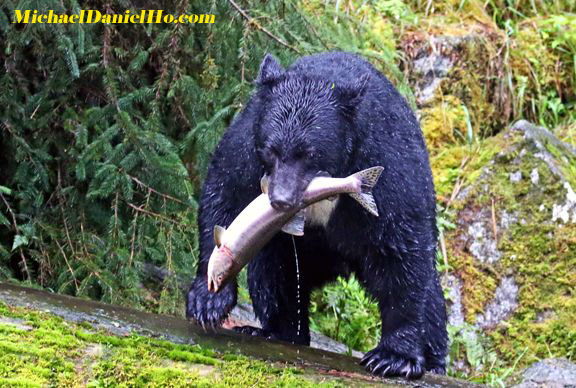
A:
[291,235,301,338]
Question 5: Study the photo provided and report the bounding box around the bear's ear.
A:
[334,73,370,112]
[256,54,284,85]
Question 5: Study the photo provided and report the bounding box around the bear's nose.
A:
[270,197,295,212]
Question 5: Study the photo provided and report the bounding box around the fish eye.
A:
[218,275,223,281]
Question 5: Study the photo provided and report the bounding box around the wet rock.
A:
[500,210,518,230]
[465,209,502,264]
[443,274,465,327]
[510,171,522,183]
[411,48,454,105]
[475,277,518,329]
[534,310,556,323]
[0,283,477,387]
[226,303,364,358]
[530,168,539,185]
[404,34,479,106]
[140,263,365,357]
[551,182,576,224]
[513,120,576,180]
[402,24,510,148]
[513,358,576,388]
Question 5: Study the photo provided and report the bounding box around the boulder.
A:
[513,358,576,388]
[438,120,576,373]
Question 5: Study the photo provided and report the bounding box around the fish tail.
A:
[348,166,384,216]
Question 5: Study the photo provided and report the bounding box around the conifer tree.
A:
[0,0,405,314]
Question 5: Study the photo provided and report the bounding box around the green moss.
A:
[167,349,221,366]
[402,18,506,137]
[421,95,464,150]
[0,304,344,387]
[451,252,499,323]
[494,215,576,366]
[431,133,504,200]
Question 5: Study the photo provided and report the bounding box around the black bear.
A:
[186,52,448,378]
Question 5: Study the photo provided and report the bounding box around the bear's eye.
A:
[302,150,315,159]
[260,148,277,167]
[293,149,314,160]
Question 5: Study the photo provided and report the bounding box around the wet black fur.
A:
[186,52,448,379]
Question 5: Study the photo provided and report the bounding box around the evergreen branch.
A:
[128,211,138,268]
[127,202,181,226]
[128,175,190,206]
[57,166,77,259]
[0,193,30,281]
[55,238,79,293]
[113,191,119,240]
[227,0,300,53]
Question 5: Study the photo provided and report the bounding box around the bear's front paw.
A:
[360,346,425,379]
[186,276,236,328]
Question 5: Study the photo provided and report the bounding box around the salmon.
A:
[207,166,384,292]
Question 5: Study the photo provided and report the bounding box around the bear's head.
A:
[254,54,368,212]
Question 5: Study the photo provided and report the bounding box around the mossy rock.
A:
[401,23,506,146]
[443,120,576,373]
[0,283,476,387]
[401,14,572,151]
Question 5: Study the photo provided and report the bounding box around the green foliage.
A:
[449,324,497,373]
[448,324,527,387]
[0,0,213,312]
[310,276,380,353]
[436,204,456,273]
[0,0,407,313]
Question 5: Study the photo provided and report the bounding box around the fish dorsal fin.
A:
[281,209,306,236]
[214,225,226,247]
[260,174,269,194]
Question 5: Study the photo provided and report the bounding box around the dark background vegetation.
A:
[1,0,574,385]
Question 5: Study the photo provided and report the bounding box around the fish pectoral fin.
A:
[214,225,226,247]
[349,192,378,216]
[281,209,306,236]
[260,174,269,194]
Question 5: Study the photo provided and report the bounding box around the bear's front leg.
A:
[186,275,237,328]
[357,258,429,379]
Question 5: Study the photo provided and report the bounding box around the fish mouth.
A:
[207,276,219,293]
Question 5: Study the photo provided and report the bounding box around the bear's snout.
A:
[270,194,296,212]
[268,161,307,212]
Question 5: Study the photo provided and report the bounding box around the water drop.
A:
[292,235,301,339]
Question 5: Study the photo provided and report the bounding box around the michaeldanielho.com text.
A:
[13,10,215,24]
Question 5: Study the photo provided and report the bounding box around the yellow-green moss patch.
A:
[0,304,344,387]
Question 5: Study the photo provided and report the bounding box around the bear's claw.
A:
[360,346,425,379]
